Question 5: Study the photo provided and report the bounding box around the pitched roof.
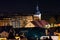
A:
[31,20,49,28]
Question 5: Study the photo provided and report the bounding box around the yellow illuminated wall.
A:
[0,19,12,26]
[0,15,40,28]
[25,22,35,28]
[19,16,33,27]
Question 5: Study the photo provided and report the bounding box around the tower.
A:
[34,4,41,20]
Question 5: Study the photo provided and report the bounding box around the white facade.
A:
[34,4,41,20]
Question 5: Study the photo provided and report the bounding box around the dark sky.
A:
[0,0,60,15]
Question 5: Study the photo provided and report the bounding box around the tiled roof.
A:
[31,20,49,27]
[31,21,39,27]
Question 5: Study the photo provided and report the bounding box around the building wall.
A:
[25,22,35,28]
[19,16,33,28]
[0,18,12,26]
[0,15,38,28]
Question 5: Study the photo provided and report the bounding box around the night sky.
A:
[0,0,60,15]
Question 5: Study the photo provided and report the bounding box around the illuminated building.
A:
[34,4,41,20]
[25,4,42,27]
[0,31,9,38]
[0,18,12,26]
[19,16,33,28]
[12,17,20,28]
[0,16,34,28]
[25,21,35,28]
[0,4,42,28]
[25,20,49,28]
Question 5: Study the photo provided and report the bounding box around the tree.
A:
[57,16,60,23]
[49,17,56,24]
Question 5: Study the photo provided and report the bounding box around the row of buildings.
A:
[0,5,42,28]
[0,4,60,28]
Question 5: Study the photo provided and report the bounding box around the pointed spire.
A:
[36,4,39,11]
[34,2,41,20]
[36,1,40,12]
[35,4,41,15]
